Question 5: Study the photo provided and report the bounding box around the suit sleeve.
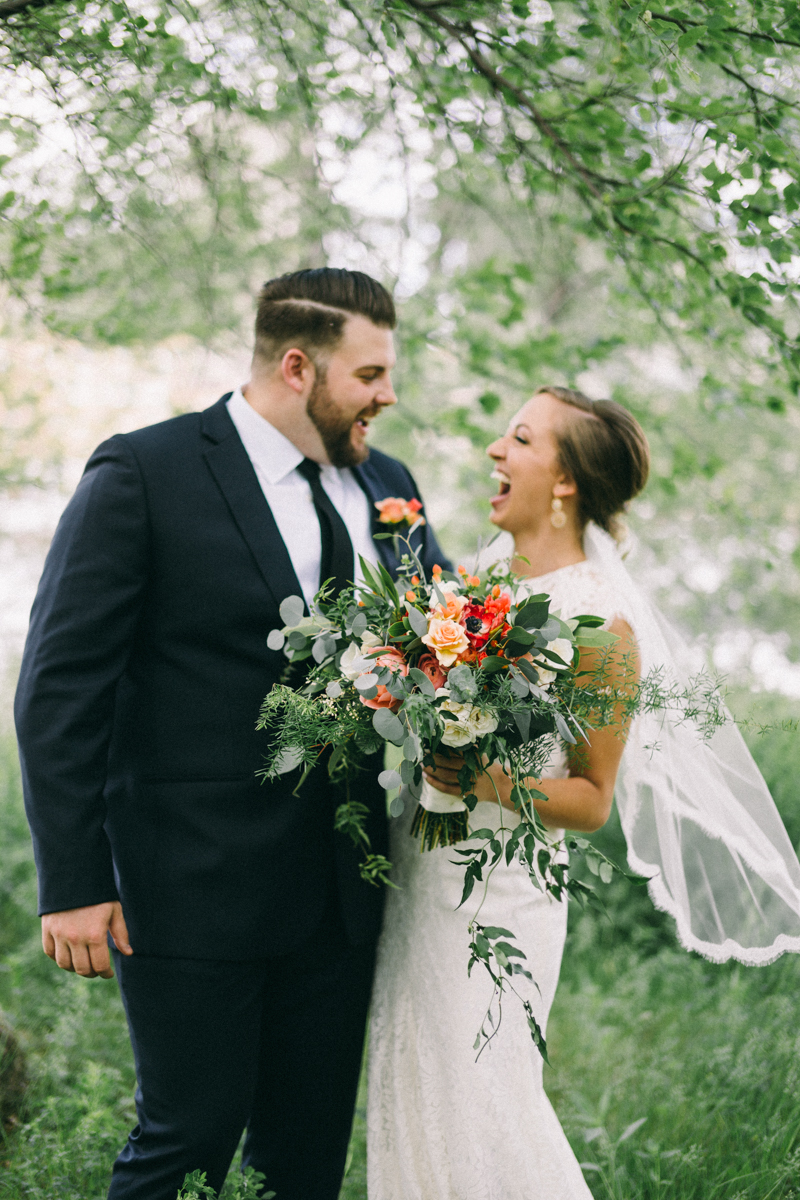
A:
[14,436,150,915]
[401,466,453,576]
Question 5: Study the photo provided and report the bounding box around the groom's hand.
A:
[42,901,133,979]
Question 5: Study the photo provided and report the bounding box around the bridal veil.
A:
[583,521,800,965]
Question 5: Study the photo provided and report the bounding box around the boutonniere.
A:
[374,496,426,527]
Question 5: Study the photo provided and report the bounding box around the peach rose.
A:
[431,590,468,622]
[421,617,470,668]
[359,646,408,711]
[416,652,447,691]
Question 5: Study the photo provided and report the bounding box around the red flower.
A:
[483,586,511,619]
[461,601,507,650]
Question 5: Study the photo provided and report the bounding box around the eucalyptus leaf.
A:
[351,612,368,637]
[403,732,422,761]
[539,618,562,642]
[273,747,303,775]
[279,596,305,627]
[325,681,343,699]
[513,710,532,742]
[448,664,478,702]
[266,629,285,651]
[399,757,416,784]
[576,629,620,647]
[408,667,435,697]
[554,712,578,745]
[509,673,530,699]
[405,603,428,637]
[372,708,406,745]
[354,673,379,691]
[389,794,406,818]
[378,768,402,790]
[312,636,335,663]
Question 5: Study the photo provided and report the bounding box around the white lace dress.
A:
[367,561,633,1200]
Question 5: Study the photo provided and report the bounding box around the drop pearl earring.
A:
[550,497,567,529]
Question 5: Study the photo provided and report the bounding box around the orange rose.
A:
[417,652,447,691]
[359,646,408,711]
[421,617,470,668]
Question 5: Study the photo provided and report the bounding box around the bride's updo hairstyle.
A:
[536,386,650,540]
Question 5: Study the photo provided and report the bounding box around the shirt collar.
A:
[227,387,305,485]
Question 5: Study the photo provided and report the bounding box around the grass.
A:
[0,691,798,1197]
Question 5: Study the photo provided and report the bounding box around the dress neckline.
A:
[517,558,592,588]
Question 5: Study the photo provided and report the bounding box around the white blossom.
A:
[439,696,499,747]
[339,642,374,681]
[534,637,574,686]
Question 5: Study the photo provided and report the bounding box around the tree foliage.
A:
[3,0,800,673]
[1,0,800,384]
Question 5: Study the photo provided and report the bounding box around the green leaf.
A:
[408,666,436,697]
[405,602,428,637]
[515,599,550,628]
[279,596,305,626]
[677,25,706,51]
[372,708,406,745]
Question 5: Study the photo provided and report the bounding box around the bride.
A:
[366,386,800,1199]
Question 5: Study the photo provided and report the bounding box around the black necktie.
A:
[296,458,355,598]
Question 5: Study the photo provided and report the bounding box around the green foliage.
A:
[2,0,800,388]
[1,689,800,1194]
[546,693,800,1198]
[177,1167,273,1199]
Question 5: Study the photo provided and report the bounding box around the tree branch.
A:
[645,9,800,50]
[395,0,607,200]
[0,0,51,17]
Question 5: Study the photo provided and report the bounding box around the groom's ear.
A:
[279,347,316,395]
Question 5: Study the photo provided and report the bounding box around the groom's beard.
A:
[306,374,376,468]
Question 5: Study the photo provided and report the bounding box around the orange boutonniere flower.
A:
[375,496,426,527]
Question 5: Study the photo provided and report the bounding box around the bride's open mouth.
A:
[490,468,511,506]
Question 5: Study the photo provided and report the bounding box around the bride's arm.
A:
[423,617,638,834]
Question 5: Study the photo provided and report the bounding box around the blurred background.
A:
[2,2,800,1197]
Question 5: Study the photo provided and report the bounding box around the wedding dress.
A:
[366,557,634,1200]
[367,525,800,1200]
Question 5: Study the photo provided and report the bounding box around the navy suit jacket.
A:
[14,396,449,959]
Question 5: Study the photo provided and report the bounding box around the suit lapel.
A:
[201,397,304,611]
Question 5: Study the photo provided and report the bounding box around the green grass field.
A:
[0,693,798,1199]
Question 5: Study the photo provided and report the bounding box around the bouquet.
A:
[256,534,649,1056]
[257,531,727,1057]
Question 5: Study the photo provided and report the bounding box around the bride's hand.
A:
[423,754,511,805]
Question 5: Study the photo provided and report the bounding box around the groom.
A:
[14,268,448,1200]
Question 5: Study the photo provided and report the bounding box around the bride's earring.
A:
[550,497,567,529]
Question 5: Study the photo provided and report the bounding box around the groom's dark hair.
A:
[254,268,396,366]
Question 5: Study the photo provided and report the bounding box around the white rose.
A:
[467,707,498,738]
[340,642,373,681]
[438,699,497,746]
[440,722,474,748]
[535,637,574,685]
[360,630,383,648]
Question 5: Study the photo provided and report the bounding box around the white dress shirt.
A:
[226,388,378,607]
